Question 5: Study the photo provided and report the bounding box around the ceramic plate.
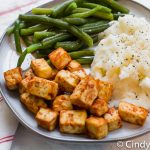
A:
[0,0,150,143]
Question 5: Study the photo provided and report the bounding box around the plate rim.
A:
[0,0,150,143]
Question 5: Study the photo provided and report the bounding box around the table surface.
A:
[11,124,150,150]
[3,0,150,150]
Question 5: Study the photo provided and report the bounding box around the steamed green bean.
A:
[75,57,93,65]
[55,40,84,51]
[32,8,53,15]
[20,24,49,36]
[65,2,77,16]
[17,50,27,66]
[14,20,22,54]
[34,31,56,41]
[82,2,111,13]
[69,50,95,59]
[68,6,100,18]
[52,0,73,17]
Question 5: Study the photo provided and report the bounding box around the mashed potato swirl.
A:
[91,15,150,109]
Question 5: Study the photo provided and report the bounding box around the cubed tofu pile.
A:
[3,48,148,139]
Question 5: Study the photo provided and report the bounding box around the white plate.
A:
[0,0,150,143]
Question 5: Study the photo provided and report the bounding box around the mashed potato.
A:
[91,15,150,109]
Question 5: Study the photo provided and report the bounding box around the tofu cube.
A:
[4,67,22,90]
[36,108,58,131]
[59,110,87,134]
[86,117,108,139]
[28,77,58,100]
[31,58,52,79]
[67,60,82,72]
[48,48,72,70]
[90,99,108,117]
[67,60,86,80]
[20,93,47,114]
[104,107,122,131]
[97,80,113,103]
[55,70,79,93]
[72,69,87,80]
[52,95,73,112]
[19,77,31,94]
[118,101,148,126]
[24,69,35,78]
[70,76,98,109]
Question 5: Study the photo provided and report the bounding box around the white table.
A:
[11,124,150,150]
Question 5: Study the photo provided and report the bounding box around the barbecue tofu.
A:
[55,70,79,93]
[97,80,113,103]
[104,107,122,131]
[20,93,47,114]
[70,76,98,109]
[49,48,71,70]
[31,58,52,79]
[4,67,22,90]
[52,95,73,112]
[118,101,148,126]
[86,117,108,139]
[28,77,58,100]
[90,99,108,117]
[36,108,58,131]
[59,110,87,134]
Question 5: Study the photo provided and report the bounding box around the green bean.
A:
[69,25,93,47]
[113,13,125,20]
[64,18,98,25]
[72,8,113,20]
[7,22,26,35]
[7,26,15,35]
[72,8,90,14]
[86,0,109,7]
[82,2,111,13]
[74,0,84,6]
[69,50,95,59]
[7,22,38,35]
[52,0,73,18]
[80,20,109,28]
[32,8,53,15]
[34,31,56,41]
[64,18,88,25]
[65,2,77,16]
[26,43,43,53]
[75,57,93,65]
[19,15,93,47]
[97,0,129,13]
[17,50,27,67]
[19,15,70,28]
[20,24,49,36]
[94,12,113,20]
[69,6,101,18]
[55,40,84,51]
[22,36,32,46]
[42,33,71,48]
[81,23,110,34]
[14,20,22,54]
